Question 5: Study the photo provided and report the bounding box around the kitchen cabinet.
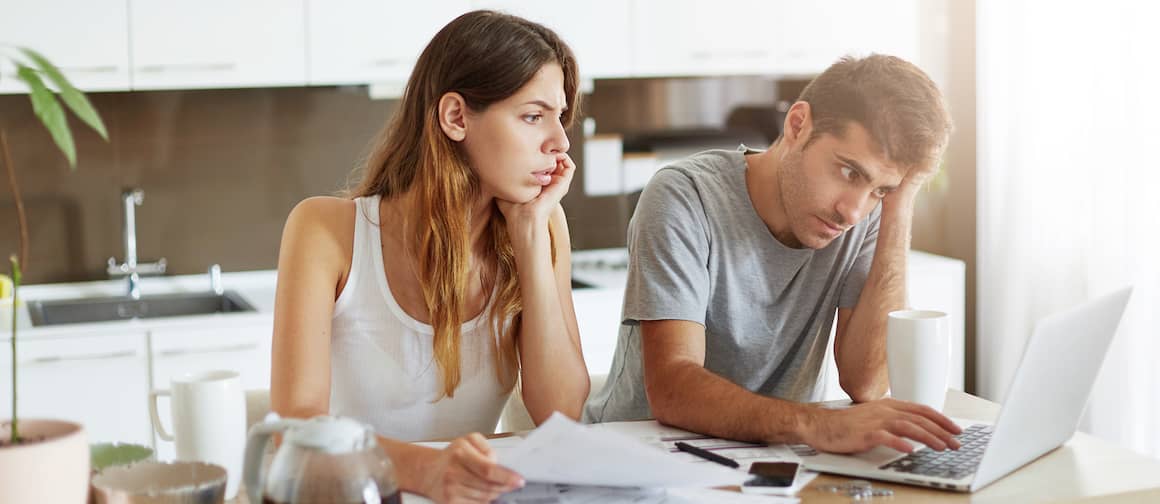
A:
[0,0,131,93]
[128,0,306,90]
[473,0,633,80]
[4,1,924,93]
[149,320,273,460]
[630,0,920,78]
[630,0,782,77]
[0,330,152,446]
[0,271,277,451]
[773,0,920,75]
[306,0,471,85]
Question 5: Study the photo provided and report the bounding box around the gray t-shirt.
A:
[583,147,880,423]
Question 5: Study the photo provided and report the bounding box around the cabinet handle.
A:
[25,350,137,365]
[58,65,120,74]
[1,66,117,81]
[688,49,770,60]
[158,342,259,357]
[366,58,402,67]
[137,62,237,73]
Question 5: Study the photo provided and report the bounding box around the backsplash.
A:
[0,86,392,284]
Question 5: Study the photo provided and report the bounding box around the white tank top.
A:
[328,195,510,441]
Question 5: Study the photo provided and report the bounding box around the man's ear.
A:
[783,101,813,147]
[438,92,468,142]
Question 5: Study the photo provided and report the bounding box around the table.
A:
[798,390,1160,503]
[234,389,1160,503]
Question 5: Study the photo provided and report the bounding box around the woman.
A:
[270,10,589,503]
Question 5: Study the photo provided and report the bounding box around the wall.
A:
[911,0,978,392]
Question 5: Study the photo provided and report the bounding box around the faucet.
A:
[107,188,167,299]
[208,263,223,296]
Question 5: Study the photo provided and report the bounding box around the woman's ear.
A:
[438,92,468,142]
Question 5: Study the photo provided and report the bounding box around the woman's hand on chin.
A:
[496,153,575,243]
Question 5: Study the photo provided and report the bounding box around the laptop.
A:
[797,287,1133,492]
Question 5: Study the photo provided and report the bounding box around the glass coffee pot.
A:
[243,414,399,504]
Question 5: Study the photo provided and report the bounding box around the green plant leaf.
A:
[18,47,108,141]
[16,64,76,168]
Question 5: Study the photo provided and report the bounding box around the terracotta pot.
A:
[0,419,90,503]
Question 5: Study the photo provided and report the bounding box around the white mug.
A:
[149,370,246,499]
[886,310,950,412]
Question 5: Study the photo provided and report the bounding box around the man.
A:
[583,54,963,455]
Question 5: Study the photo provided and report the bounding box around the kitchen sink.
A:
[571,278,596,290]
[26,290,256,327]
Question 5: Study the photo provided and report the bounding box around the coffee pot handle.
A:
[243,414,302,504]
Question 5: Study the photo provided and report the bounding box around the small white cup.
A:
[149,370,246,499]
[887,310,950,412]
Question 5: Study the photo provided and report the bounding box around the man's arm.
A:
[642,319,812,443]
[835,170,932,402]
[643,319,963,453]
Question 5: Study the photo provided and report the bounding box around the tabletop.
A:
[233,389,1160,503]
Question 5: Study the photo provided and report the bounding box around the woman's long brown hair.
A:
[353,10,579,398]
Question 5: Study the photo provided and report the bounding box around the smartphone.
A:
[744,461,800,487]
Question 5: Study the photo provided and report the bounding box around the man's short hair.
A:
[798,54,952,171]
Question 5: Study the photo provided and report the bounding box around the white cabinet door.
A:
[630,0,781,77]
[774,0,920,76]
[129,0,306,90]
[148,319,272,460]
[473,1,632,80]
[0,0,131,93]
[631,0,920,78]
[307,0,470,85]
[0,331,152,446]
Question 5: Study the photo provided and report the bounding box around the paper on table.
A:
[497,413,750,488]
[592,419,817,496]
[591,420,801,467]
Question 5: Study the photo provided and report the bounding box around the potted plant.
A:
[0,45,109,503]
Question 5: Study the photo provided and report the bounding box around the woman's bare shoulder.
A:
[282,196,359,257]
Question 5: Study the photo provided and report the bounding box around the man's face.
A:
[777,123,904,249]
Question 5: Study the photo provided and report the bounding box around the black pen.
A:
[674,441,740,468]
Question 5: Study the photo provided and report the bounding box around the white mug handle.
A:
[148,389,175,441]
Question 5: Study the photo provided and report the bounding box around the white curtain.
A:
[978,0,1160,458]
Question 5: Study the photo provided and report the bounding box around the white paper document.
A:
[497,413,750,488]
[591,420,800,464]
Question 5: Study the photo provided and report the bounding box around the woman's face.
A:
[460,63,571,204]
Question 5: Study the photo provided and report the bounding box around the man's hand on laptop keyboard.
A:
[803,398,963,454]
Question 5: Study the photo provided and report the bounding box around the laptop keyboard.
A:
[879,424,992,480]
